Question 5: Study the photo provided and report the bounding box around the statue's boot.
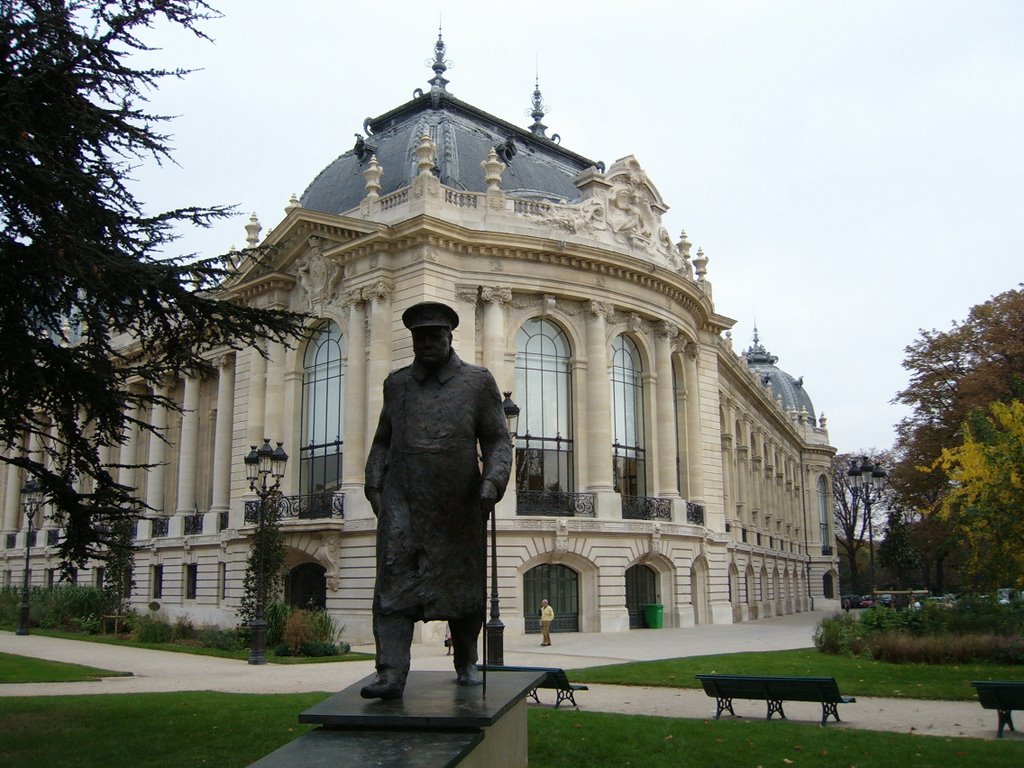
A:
[456,663,482,686]
[360,675,405,700]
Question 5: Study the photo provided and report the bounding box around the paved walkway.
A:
[1,611,1015,741]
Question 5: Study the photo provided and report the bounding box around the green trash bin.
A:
[643,603,664,629]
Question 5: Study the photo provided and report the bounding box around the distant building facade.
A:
[1,37,838,641]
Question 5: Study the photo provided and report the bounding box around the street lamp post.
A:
[847,456,886,593]
[484,392,519,666]
[244,438,288,665]
[17,478,43,636]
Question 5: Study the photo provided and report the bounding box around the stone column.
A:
[363,281,394,453]
[175,376,200,517]
[247,344,267,448]
[584,301,615,502]
[263,340,286,444]
[341,292,370,518]
[683,342,704,501]
[3,461,21,533]
[481,286,511,388]
[453,287,479,364]
[145,383,169,521]
[210,354,236,523]
[654,323,680,498]
[117,396,140,499]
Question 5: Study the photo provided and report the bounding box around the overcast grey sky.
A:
[134,0,1023,456]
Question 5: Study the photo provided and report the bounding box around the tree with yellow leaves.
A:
[937,400,1024,589]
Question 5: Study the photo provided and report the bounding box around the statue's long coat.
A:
[365,351,511,620]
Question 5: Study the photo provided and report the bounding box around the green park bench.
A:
[696,673,856,726]
[478,665,589,708]
[972,680,1024,738]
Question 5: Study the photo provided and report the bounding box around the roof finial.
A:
[528,73,549,137]
[427,25,450,92]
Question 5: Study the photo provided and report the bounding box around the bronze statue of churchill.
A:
[361,301,512,700]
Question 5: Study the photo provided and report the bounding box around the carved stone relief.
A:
[296,237,343,312]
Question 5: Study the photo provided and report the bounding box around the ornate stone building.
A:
[1,36,838,641]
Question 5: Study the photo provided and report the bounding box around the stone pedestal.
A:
[251,670,543,768]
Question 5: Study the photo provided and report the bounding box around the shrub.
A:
[264,601,291,648]
[813,613,864,656]
[196,626,240,651]
[172,616,196,641]
[133,613,173,643]
[308,608,341,645]
[283,609,314,654]
[72,613,102,635]
[300,641,341,657]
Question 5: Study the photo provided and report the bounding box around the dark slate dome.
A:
[299,35,599,215]
[744,329,816,422]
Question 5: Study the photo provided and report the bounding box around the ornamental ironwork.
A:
[685,501,705,526]
[621,496,672,521]
[244,492,345,524]
[183,513,204,536]
[151,518,169,538]
[27,530,37,547]
[218,511,229,532]
[516,490,596,517]
[4,533,15,549]
[46,529,59,546]
[821,544,834,556]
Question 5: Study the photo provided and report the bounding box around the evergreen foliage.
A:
[0,1,305,570]
[237,498,285,629]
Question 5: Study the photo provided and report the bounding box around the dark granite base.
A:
[300,670,545,729]
[248,728,482,768]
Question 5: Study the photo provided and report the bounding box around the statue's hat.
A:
[402,301,460,330]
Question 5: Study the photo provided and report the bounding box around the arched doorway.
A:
[524,564,579,634]
[285,562,326,610]
[625,564,658,628]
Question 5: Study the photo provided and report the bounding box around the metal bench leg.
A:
[997,709,1014,738]
[714,697,735,719]
[528,687,540,704]
[822,702,840,725]
[555,689,578,709]
[766,699,786,720]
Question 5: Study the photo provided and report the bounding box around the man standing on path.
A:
[540,598,554,646]
[361,301,512,701]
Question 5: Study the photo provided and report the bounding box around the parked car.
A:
[841,594,861,610]
[878,593,893,608]
[858,595,875,608]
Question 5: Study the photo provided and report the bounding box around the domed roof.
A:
[744,329,816,422]
[300,34,600,215]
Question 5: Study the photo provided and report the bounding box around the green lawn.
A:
[0,627,373,664]
[0,652,130,683]
[0,693,1021,768]
[570,648,1024,701]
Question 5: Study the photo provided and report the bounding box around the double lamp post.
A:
[244,438,288,665]
[16,478,43,636]
[847,456,886,593]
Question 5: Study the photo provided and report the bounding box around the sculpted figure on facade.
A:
[296,237,342,312]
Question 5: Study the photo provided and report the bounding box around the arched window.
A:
[611,334,646,496]
[817,475,830,552]
[300,321,344,496]
[514,319,573,510]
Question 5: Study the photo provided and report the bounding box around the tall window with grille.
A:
[817,475,830,553]
[300,321,344,495]
[514,318,574,502]
[611,334,646,496]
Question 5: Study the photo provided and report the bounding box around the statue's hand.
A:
[479,478,498,512]
[366,488,382,517]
